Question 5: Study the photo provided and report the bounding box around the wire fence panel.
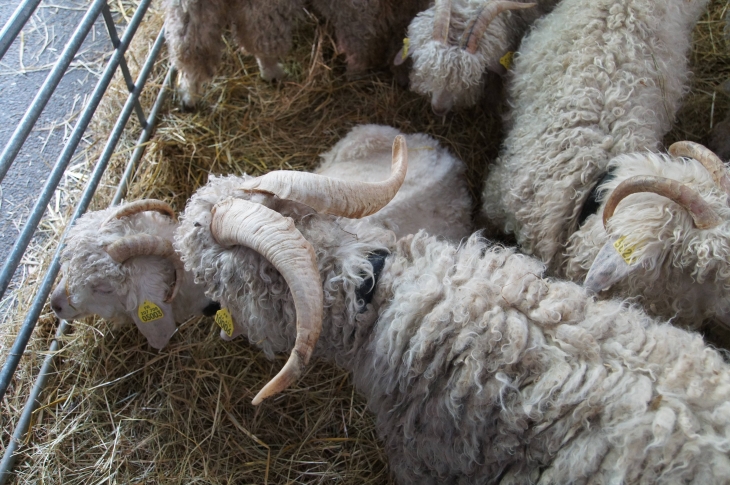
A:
[0,0,167,481]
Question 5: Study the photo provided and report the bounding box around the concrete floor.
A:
[0,0,110,276]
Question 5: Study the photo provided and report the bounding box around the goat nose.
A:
[431,105,450,117]
[52,303,63,314]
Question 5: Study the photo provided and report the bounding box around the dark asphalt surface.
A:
[0,0,111,285]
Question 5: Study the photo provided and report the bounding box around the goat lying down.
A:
[565,141,730,326]
[49,200,216,349]
[49,125,470,350]
[175,136,730,483]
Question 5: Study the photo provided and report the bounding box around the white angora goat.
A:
[175,137,730,483]
[397,0,559,115]
[50,200,217,349]
[483,0,709,269]
[481,0,717,326]
[564,141,730,327]
[50,128,469,349]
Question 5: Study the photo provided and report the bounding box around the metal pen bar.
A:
[0,0,43,61]
[113,66,175,205]
[0,64,173,480]
[100,3,147,127]
[0,0,106,185]
[0,0,154,307]
[0,319,70,485]
[0,26,166,402]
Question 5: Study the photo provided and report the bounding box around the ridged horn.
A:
[210,197,323,405]
[669,141,730,205]
[432,0,453,44]
[603,175,722,230]
[101,199,176,228]
[460,2,536,54]
[239,135,408,219]
[105,234,184,302]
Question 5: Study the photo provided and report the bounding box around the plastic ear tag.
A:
[138,300,164,323]
[215,308,235,337]
[613,235,637,265]
[499,51,515,70]
[402,37,410,59]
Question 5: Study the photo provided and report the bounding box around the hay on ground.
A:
[1,0,729,483]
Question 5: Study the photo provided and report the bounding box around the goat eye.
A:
[194,222,201,227]
[93,285,113,295]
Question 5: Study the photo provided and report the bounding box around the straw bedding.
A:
[0,0,728,482]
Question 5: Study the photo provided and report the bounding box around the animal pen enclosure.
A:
[0,0,728,483]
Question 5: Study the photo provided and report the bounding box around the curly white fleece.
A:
[565,151,730,326]
[482,0,708,269]
[176,175,730,483]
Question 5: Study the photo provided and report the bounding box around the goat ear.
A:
[584,236,640,293]
[126,265,177,349]
[393,42,410,66]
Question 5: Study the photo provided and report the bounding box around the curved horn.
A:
[239,135,408,219]
[432,0,453,44]
[669,141,730,204]
[101,199,176,228]
[105,234,183,302]
[603,175,722,230]
[210,198,323,405]
[460,2,536,54]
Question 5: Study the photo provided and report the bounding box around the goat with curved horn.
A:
[101,199,176,228]
[432,0,453,44]
[460,1,536,54]
[603,175,722,230]
[239,135,408,219]
[669,140,730,205]
[100,199,182,302]
[210,198,324,405]
[105,234,184,303]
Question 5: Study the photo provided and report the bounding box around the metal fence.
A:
[0,0,170,481]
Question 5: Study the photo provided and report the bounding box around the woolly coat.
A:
[564,151,730,326]
[482,0,708,270]
[176,178,730,484]
[406,0,558,111]
[315,124,472,241]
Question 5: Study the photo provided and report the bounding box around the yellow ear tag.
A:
[499,51,515,70]
[613,236,637,265]
[214,308,235,337]
[138,300,164,323]
[402,37,410,60]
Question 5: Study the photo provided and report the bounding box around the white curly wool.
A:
[49,207,213,349]
[176,176,730,482]
[564,151,730,326]
[315,124,472,241]
[482,0,709,269]
[404,0,558,113]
